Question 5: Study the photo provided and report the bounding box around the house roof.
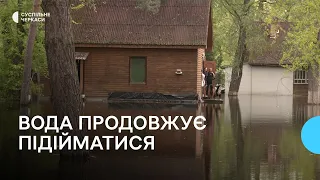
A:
[248,22,291,66]
[71,0,211,47]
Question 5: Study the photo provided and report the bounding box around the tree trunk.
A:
[20,0,41,105]
[307,30,320,105]
[42,0,86,158]
[307,62,320,105]
[228,0,250,96]
[228,24,248,96]
[14,0,26,64]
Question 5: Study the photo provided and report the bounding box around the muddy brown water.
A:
[1,95,320,180]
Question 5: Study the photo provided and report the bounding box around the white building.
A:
[224,22,308,96]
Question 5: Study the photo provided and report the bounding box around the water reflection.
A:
[0,95,320,180]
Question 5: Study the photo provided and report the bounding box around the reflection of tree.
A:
[243,126,263,180]
[211,103,236,179]
[204,104,214,180]
[316,159,320,180]
[210,96,320,179]
[283,102,320,179]
[0,108,20,179]
[209,97,269,179]
[0,105,63,178]
[229,96,246,180]
[214,105,221,133]
[279,128,318,180]
[205,104,214,129]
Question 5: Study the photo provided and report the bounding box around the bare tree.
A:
[20,0,41,105]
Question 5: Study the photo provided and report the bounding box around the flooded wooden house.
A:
[41,0,213,103]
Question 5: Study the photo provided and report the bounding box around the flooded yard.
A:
[0,95,319,180]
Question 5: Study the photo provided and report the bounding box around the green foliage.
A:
[212,0,270,70]
[212,0,237,68]
[266,0,320,73]
[0,0,47,102]
[213,44,225,84]
[31,22,48,78]
[31,81,44,95]
[0,62,23,101]
[205,52,214,61]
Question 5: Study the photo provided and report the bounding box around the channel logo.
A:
[11,11,50,23]
[301,116,320,154]
[12,11,19,23]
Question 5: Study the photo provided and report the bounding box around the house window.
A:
[130,57,146,84]
[294,70,308,84]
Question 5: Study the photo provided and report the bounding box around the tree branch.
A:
[220,0,241,22]
[245,1,256,13]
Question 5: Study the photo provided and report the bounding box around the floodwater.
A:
[1,95,320,180]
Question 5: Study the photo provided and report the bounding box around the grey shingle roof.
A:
[71,0,211,46]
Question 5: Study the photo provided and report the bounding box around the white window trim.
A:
[294,70,308,84]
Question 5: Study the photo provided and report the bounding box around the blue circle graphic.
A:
[301,116,320,154]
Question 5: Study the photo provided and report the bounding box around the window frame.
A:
[129,56,147,84]
[293,70,308,84]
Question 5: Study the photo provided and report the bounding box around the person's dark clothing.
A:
[206,84,213,97]
[203,71,208,77]
[203,71,208,85]
[205,72,214,97]
[206,72,214,85]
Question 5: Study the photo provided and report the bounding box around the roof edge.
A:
[204,0,212,48]
[75,43,205,49]
[248,63,291,67]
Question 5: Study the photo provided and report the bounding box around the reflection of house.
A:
[39,101,211,159]
[77,103,203,155]
[224,22,308,96]
[224,95,293,178]
[41,0,213,101]
[83,155,206,180]
[83,103,207,179]
[224,95,293,125]
[224,95,292,162]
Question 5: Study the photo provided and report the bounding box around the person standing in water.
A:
[203,67,208,97]
[206,68,215,98]
[202,71,206,98]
